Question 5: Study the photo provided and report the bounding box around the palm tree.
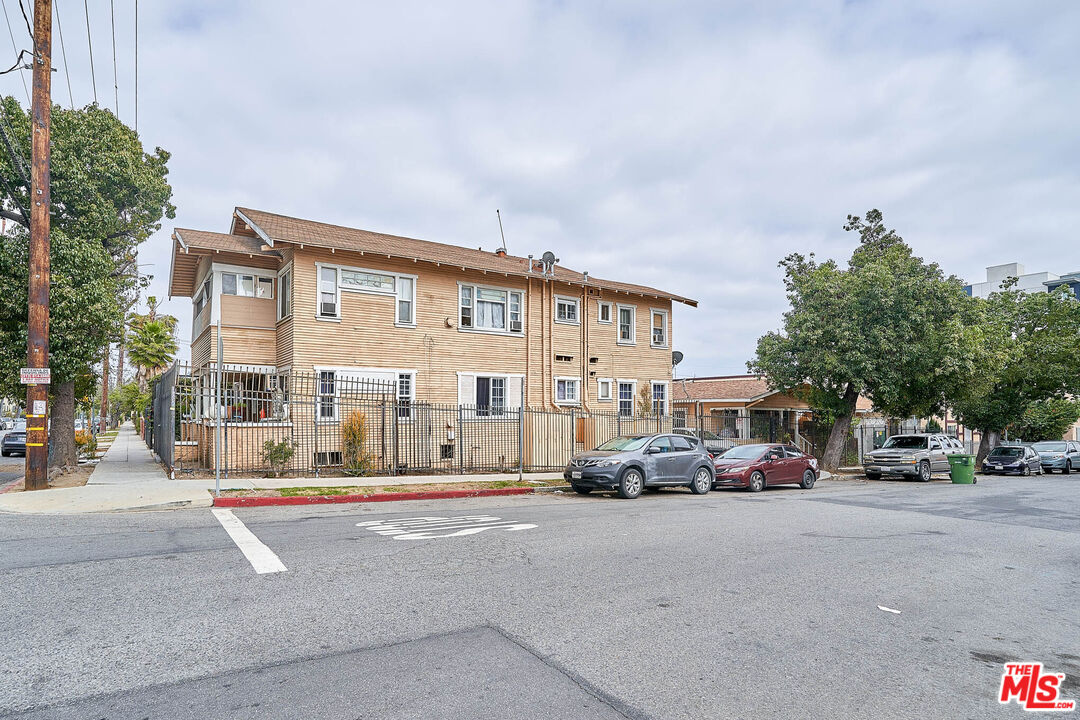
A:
[127,319,178,390]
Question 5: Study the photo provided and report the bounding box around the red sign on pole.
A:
[20,367,51,385]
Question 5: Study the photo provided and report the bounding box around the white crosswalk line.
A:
[212,509,288,574]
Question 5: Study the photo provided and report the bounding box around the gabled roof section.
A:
[236,206,697,307]
[169,229,280,298]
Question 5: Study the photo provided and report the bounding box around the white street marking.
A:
[356,515,537,540]
[877,605,902,614]
[212,508,288,574]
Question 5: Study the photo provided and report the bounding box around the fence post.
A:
[391,394,399,476]
[458,405,464,474]
[518,383,524,480]
[214,335,223,498]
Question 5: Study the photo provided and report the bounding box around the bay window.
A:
[278,267,292,320]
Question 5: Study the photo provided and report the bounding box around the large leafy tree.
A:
[952,284,1080,460]
[1013,399,1080,443]
[0,97,174,467]
[750,210,977,471]
[127,320,178,391]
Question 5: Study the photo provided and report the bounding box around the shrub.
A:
[74,431,97,460]
[924,418,943,433]
[261,439,294,477]
[342,411,375,476]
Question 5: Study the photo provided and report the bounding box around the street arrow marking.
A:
[356,515,537,540]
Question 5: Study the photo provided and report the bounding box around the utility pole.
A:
[24,0,52,491]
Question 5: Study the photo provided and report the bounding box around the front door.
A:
[928,440,948,473]
[762,445,785,484]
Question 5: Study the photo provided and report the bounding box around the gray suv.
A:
[564,433,715,499]
[863,433,953,482]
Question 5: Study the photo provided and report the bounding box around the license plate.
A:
[571,471,582,479]
[992,465,1002,470]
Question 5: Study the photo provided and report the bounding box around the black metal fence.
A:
[145,363,816,478]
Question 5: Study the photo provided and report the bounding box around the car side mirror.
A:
[645,446,661,455]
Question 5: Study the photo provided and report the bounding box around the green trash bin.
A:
[948,454,976,484]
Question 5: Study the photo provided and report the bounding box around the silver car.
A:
[863,433,952,481]
[564,433,715,499]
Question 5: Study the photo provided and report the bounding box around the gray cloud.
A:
[11,0,1076,376]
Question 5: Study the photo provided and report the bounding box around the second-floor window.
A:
[278,267,292,320]
[222,272,273,299]
[459,284,523,334]
[618,305,636,345]
[193,276,212,318]
[319,267,338,317]
[651,309,668,347]
[555,296,579,324]
[597,301,612,323]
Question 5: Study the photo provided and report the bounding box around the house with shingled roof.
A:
[673,374,873,453]
[169,207,695,416]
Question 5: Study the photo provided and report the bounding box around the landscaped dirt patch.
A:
[220,478,564,499]
[4,465,94,492]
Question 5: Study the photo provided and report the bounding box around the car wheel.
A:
[1022,465,1031,477]
[800,469,816,489]
[1065,461,1072,475]
[918,461,931,482]
[0,450,7,457]
[747,471,765,493]
[866,472,881,480]
[571,484,592,495]
[689,466,712,495]
[617,467,643,499]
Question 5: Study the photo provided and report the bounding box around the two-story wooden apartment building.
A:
[169,208,696,422]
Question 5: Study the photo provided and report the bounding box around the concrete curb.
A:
[0,475,23,494]
[214,485,543,508]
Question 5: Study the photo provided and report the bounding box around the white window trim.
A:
[315,369,339,423]
[650,308,669,348]
[554,376,581,406]
[315,262,418,326]
[597,301,612,324]
[596,377,613,402]
[616,379,638,416]
[554,295,581,326]
[277,262,294,322]
[312,365,418,422]
[457,282,525,336]
[617,304,636,346]
[457,371,525,420]
[651,380,670,416]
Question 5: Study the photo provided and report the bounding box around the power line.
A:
[82,0,94,103]
[0,0,29,104]
[109,0,116,114]
[54,0,73,109]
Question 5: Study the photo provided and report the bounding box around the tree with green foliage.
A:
[1013,398,1080,443]
[112,381,151,419]
[750,210,978,471]
[952,284,1080,461]
[127,320,178,391]
[0,97,174,466]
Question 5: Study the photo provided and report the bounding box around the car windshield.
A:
[990,447,1023,458]
[718,444,769,459]
[12,421,25,431]
[1032,442,1066,452]
[595,436,650,452]
[881,436,927,449]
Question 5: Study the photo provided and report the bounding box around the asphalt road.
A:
[1,475,1077,719]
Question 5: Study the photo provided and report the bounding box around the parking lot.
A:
[1,474,1077,719]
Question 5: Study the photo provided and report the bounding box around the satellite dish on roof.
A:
[672,351,684,367]
[540,251,558,276]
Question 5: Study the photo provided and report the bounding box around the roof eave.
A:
[234,208,274,247]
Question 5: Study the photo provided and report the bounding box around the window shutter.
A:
[458,373,476,406]
[506,376,523,409]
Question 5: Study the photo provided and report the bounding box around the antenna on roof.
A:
[495,209,508,257]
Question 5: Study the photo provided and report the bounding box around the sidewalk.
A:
[0,423,566,514]
[0,423,213,514]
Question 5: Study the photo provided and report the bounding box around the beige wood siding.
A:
[221,295,277,329]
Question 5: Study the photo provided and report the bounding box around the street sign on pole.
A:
[20,367,50,385]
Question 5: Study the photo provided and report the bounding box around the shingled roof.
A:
[231,207,697,307]
[674,374,874,411]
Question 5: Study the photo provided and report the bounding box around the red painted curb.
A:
[0,476,23,494]
[212,485,538,507]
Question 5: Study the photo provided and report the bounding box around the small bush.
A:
[924,418,943,434]
[74,431,97,460]
[261,439,295,477]
[342,411,375,476]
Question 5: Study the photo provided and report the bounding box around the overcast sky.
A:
[5,1,1078,377]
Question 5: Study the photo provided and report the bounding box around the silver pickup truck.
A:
[863,433,958,481]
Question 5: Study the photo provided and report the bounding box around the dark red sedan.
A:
[712,443,818,492]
